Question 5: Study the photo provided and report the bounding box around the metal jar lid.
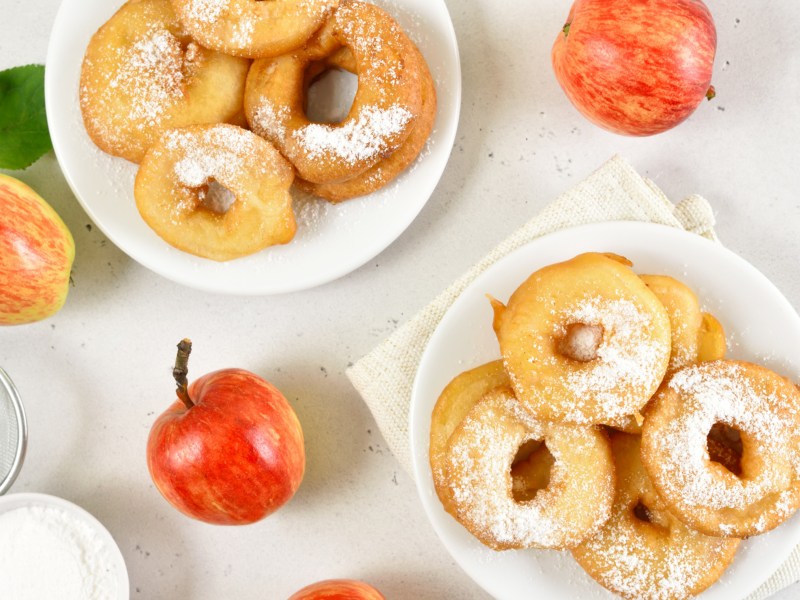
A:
[0,368,27,495]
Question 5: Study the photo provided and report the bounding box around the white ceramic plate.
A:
[44,0,460,295]
[410,222,800,600]
[0,492,129,598]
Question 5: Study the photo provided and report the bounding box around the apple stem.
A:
[706,85,716,100]
[173,338,194,410]
[563,22,571,38]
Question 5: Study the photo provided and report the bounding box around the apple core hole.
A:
[198,179,236,215]
[707,422,743,476]
[558,322,604,362]
[305,68,358,124]
[633,499,654,523]
[510,441,554,502]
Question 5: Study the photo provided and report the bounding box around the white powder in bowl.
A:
[0,505,119,599]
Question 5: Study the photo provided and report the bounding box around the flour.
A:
[0,505,119,599]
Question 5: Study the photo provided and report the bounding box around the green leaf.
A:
[0,64,53,170]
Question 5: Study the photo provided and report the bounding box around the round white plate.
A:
[44,0,460,295]
[0,492,129,598]
[410,221,800,600]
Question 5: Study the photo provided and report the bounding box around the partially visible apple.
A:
[552,0,717,136]
[288,579,386,600]
[147,340,305,525]
[0,173,75,325]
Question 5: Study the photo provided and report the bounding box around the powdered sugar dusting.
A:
[577,502,736,600]
[82,25,192,147]
[294,104,413,164]
[179,0,330,48]
[181,0,226,24]
[253,98,289,140]
[168,127,257,188]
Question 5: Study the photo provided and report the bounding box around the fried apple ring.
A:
[572,433,740,600]
[244,0,422,184]
[171,0,337,59]
[134,124,295,261]
[441,386,615,550]
[491,253,671,425]
[641,360,800,537]
[430,361,556,506]
[295,42,437,201]
[80,0,250,163]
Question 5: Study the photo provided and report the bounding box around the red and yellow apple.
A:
[288,579,386,600]
[552,0,717,136]
[147,340,305,525]
[0,173,75,325]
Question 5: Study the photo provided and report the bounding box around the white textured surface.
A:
[1,0,799,599]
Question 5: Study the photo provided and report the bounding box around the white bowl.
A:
[0,492,129,599]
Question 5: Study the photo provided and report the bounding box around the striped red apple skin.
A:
[552,0,717,136]
[0,174,75,325]
[288,579,385,600]
[147,368,305,525]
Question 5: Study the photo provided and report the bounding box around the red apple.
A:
[0,173,75,325]
[552,0,717,136]
[147,340,305,525]
[288,579,385,600]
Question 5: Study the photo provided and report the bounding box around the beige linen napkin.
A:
[346,154,799,599]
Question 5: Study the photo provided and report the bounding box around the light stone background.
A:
[2,0,800,598]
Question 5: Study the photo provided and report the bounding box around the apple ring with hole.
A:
[171,0,338,59]
[641,360,800,538]
[490,253,671,426]
[244,0,423,184]
[295,41,437,201]
[134,124,296,261]
[572,433,740,600]
[80,0,250,163]
[441,386,615,550]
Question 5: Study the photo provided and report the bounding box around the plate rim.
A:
[43,0,462,296]
[410,220,800,600]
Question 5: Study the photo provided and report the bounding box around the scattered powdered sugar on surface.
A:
[294,104,414,164]
[0,505,119,599]
[651,362,800,514]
